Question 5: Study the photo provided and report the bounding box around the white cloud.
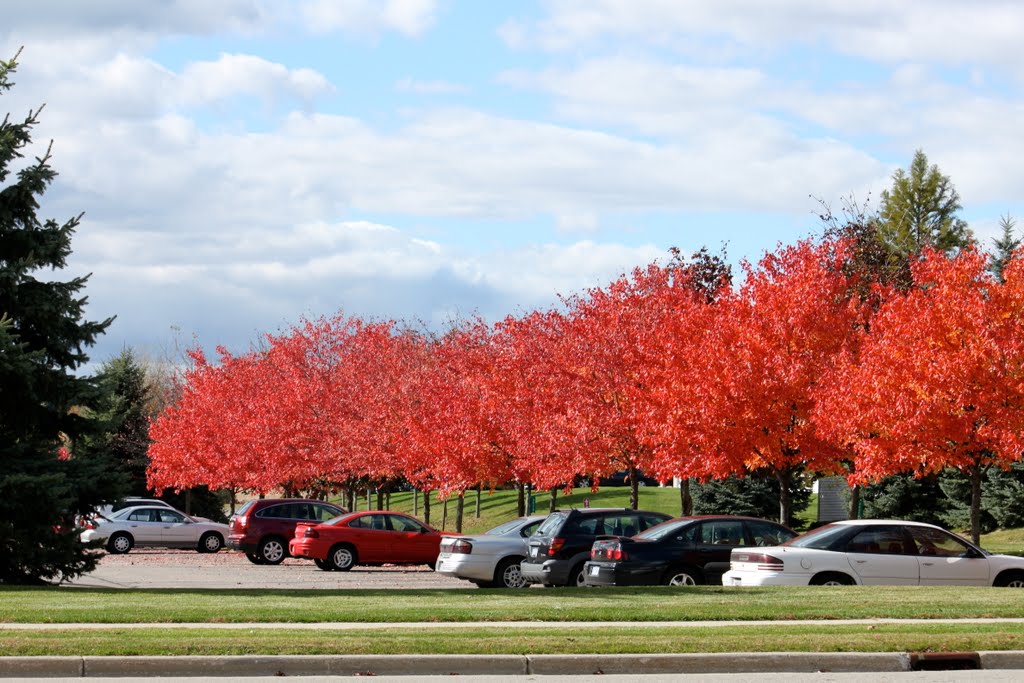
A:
[180,53,332,105]
[299,0,440,37]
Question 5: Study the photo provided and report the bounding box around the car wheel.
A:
[569,563,587,587]
[258,537,287,565]
[329,544,357,571]
[198,532,223,553]
[664,566,703,586]
[106,532,133,555]
[994,571,1024,588]
[811,572,854,586]
[245,552,265,565]
[494,557,528,589]
[314,558,333,571]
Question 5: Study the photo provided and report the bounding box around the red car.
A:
[289,510,453,571]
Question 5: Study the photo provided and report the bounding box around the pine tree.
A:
[990,214,1020,282]
[96,349,152,496]
[0,51,125,584]
[878,149,972,258]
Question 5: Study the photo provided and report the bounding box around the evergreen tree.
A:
[0,52,125,583]
[691,472,811,529]
[859,474,948,527]
[990,214,1020,282]
[878,149,973,258]
[96,349,152,496]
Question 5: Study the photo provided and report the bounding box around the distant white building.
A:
[813,476,850,522]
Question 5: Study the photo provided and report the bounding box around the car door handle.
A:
[921,562,934,567]
[854,560,867,564]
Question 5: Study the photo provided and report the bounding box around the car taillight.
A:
[591,541,626,561]
[548,538,566,556]
[450,539,473,554]
[234,515,248,529]
[732,552,783,570]
[303,527,319,538]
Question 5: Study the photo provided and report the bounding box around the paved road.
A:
[6,675,1024,683]
[65,549,469,589]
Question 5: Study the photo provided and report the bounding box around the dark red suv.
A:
[228,498,346,564]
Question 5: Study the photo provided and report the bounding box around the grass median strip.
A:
[1,623,1023,656]
[2,585,1023,624]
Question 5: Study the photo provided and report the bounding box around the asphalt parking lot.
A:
[65,549,471,589]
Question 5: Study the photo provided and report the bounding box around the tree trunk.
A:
[366,487,372,510]
[969,464,983,545]
[680,479,692,516]
[549,487,558,513]
[423,489,431,525]
[441,498,449,531]
[375,488,384,510]
[185,489,192,515]
[776,469,792,526]
[456,494,465,533]
[848,485,860,520]
[475,486,481,518]
[628,466,639,510]
[229,487,237,515]
[516,482,525,517]
[413,489,419,517]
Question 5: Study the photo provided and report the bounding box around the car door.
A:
[122,508,163,544]
[907,525,990,586]
[693,519,747,582]
[157,509,197,546]
[386,514,439,562]
[344,514,390,562]
[843,525,920,585]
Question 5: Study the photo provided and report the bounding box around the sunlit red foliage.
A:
[817,247,1024,541]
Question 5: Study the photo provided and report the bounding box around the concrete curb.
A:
[5,651,1018,677]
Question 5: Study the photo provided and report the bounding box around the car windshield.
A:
[324,511,362,526]
[784,523,852,549]
[485,519,528,535]
[635,519,691,541]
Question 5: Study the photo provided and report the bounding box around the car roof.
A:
[827,519,940,528]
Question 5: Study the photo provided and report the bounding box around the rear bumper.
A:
[227,534,257,554]
[435,553,496,582]
[722,569,810,586]
[582,561,662,587]
[288,538,321,559]
[520,559,570,586]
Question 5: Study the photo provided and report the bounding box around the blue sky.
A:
[3,1,1023,367]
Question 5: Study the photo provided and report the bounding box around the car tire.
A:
[663,565,703,586]
[994,570,1024,587]
[314,558,333,571]
[245,552,265,565]
[258,537,287,565]
[810,572,854,586]
[329,544,357,571]
[569,562,587,588]
[491,556,528,589]
[106,532,133,554]
[197,532,223,554]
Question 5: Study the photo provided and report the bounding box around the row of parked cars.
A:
[79,497,1024,589]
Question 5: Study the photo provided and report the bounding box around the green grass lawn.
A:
[2,622,1023,656]
[4,585,1024,624]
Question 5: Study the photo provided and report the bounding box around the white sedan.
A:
[436,516,546,588]
[80,505,229,554]
[722,519,1024,588]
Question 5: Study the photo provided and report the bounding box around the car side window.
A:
[574,516,600,535]
[908,526,974,558]
[313,504,341,521]
[746,520,793,547]
[127,509,154,522]
[638,513,666,531]
[846,527,910,554]
[357,514,388,531]
[347,515,369,529]
[600,514,635,536]
[256,504,286,519]
[158,510,186,524]
[698,520,747,546]
[389,515,426,533]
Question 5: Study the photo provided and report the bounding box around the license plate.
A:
[530,547,539,558]
[590,566,600,576]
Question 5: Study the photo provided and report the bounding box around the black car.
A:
[520,508,672,587]
[582,515,796,587]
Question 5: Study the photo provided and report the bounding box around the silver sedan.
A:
[80,505,229,554]
[436,515,546,588]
